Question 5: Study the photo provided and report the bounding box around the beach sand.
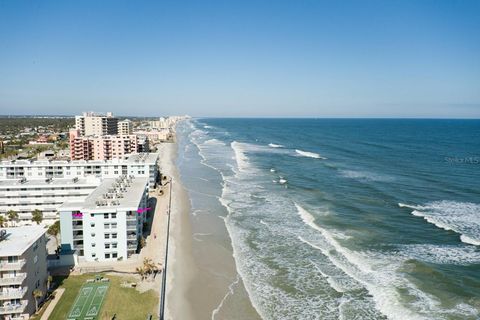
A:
[158,141,261,320]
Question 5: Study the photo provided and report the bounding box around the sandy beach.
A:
[158,137,261,320]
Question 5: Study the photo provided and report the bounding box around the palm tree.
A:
[47,275,53,291]
[32,289,43,313]
[32,209,43,225]
[7,210,18,227]
[47,221,60,248]
[136,266,146,281]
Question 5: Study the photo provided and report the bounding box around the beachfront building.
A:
[0,153,159,186]
[75,112,118,137]
[0,177,100,226]
[0,226,48,319]
[69,130,146,161]
[59,176,149,262]
[0,154,160,225]
[118,119,132,135]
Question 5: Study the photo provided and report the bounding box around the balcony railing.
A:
[0,287,27,300]
[0,300,28,315]
[0,273,27,285]
[0,260,26,271]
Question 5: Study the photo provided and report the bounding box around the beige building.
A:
[118,119,132,136]
[0,226,48,320]
[75,112,118,137]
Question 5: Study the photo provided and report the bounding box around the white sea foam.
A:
[268,143,284,148]
[295,149,327,159]
[294,203,452,320]
[340,170,394,182]
[204,138,226,145]
[394,244,480,265]
[400,201,480,246]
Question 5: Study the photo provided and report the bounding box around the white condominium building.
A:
[0,226,48,319]
[59,176,149,262]
[0,177,100,226]
[0,154,160,225]
[0,153,159,187]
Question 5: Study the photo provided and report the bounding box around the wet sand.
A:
[158,141,261,320]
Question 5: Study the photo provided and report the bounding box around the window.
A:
[111,223,117,229]
[91,213,94,217]
[105,253,111,259]
[90,223,95,227]
[92,243,96,247]
[104,213,109,219]
[92,253,96,258]
[105,234,110,239]
[111,213,116,219]
[91,233,95,237]
[112,243,117,249]
[112,253,118,258]
[104,223,110,229]
[112,233,117,239]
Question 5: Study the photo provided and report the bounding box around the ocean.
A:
[175,118,480,320]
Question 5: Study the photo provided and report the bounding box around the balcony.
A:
[0,260,26,271]
[0,287,27,300]
[0,273,27,285]
[127,234,137,240]
[0,300,28,315]
[72,224,83,230]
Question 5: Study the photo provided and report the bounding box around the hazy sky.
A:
[1,0,479,117]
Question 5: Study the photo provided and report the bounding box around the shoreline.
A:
[157,141,198,320]
[158,130,261,320]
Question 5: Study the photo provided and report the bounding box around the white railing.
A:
[0,260,26,271]
[0,300,28,314]
[0,273,27,285]
[0,287,27,300]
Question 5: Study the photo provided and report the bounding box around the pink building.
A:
[69,129,140,160]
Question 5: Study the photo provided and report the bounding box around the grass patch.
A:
[48,273,158,320]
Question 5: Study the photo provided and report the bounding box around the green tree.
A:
[0,215,5,227]
[32,209,43,225]
[33,289,43,313]
[7,210,19,226]
[47,221,60,248]
[47,275,53,290]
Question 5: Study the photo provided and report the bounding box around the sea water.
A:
[176,118,480,320]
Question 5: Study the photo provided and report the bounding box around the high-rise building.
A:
[75,112,118,137]
[0,226,48,319]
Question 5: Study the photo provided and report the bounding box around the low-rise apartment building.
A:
[59,176,149,262]
[0,153,159,187]
[0,177,100,225]
[0,154,159,225]
[0,226,48,320]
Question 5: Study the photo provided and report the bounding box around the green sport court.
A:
[67,281,110,320]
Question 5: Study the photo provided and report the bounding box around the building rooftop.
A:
[0,226,46,256]
[125,153,158,164]
[0,176,100,188]
[0,153,159,166]
[60,176,148,211]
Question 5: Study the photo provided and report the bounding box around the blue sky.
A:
[0,0,479,117]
